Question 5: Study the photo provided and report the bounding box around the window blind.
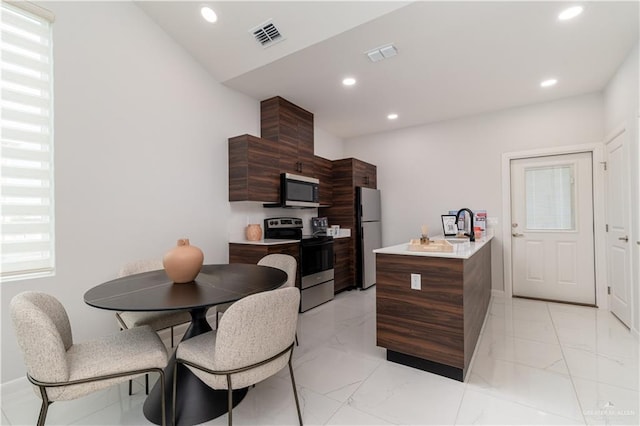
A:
[1,1,55,281]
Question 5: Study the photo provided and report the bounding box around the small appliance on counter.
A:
[264,217,334,312]
[311,217,328,235]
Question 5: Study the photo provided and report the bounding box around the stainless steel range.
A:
[264,217,334,312]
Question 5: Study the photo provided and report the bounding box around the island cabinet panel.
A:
[333,237,353,292]
[375,242,492,381]
[463,241,492,370]
[228,134,280,202]
[228,242,300,288]
[376,254,465,369]
[314,155,333,206]
[261,96,314,176]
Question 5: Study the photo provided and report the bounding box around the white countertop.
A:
[373,235,493,259]
[229,234,351,246]
[229,239,300,245]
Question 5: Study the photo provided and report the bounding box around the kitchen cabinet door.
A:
[354,159,377,189]
[296,108,315,175]
[261,96,315,176]
[364,163,377,188]
[228,134,280,202]
[314,155,333,206]
[333,237,353,293]
[229,242,300,288]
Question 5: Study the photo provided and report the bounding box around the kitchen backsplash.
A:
[228,201,317,241]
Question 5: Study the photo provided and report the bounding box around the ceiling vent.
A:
[250,20,284,48]
[366,43,398,62]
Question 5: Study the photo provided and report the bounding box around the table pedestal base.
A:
[143,308,248,425]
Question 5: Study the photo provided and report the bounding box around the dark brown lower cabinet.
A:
[229,242,300,288]
[375,242,491,381]
[333,237,353,293]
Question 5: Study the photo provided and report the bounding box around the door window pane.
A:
[525,165,575,230]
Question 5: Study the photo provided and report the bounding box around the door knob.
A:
[618,236,629,242]
[512,233,524,237]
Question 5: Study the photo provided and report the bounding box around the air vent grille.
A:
[251,20,284,48]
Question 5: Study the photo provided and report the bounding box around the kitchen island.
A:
[373,236,492,381]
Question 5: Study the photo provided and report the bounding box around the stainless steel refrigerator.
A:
[356,187,382,289]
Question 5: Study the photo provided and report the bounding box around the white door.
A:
[605,129,631,326]
[511,152,595,304]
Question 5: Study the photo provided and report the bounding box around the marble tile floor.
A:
[2,289,639,425]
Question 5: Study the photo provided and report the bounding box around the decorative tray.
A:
[408,239,454,252]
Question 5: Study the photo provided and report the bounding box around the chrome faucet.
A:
[455,208,475,242]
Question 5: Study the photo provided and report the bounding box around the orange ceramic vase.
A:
[163,239,204,283]
[246,224,262,241]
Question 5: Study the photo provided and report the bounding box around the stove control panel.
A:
[265,217,303,229]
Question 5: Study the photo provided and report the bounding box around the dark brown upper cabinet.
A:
[228,134,280,202]
[314,155,333,206]
[354,159,377,189]
[261,96,315,177]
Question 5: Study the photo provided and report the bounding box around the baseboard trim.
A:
[491,289,506,298]
[386,350,464,382]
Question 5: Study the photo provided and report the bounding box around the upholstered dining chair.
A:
[174,287,303,426]
[115,259,191,394]
[10,291,168,426]
[216,254,297,329]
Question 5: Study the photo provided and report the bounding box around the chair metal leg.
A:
[128,379,133,395]
[158,371,166,426]
[170,326,174,348]
[172,365,178,426]
[36,386,51,426]
[288,359,303,426]
[226,375,233,426]
[145,374,149,395]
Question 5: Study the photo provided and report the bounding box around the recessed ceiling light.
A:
[540,78,558,88]
[201,6,218,23]
[558,6,583,21]
[342,77,356,86]
[387,113,398,120]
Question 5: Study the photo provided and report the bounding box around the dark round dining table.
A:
[84,263,288,426]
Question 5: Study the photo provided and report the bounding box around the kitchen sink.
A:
[445,237,470,244]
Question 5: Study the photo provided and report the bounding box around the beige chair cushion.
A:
[117,259,163,277]
[55,325,167,400]
[10,292,168,402]
[118,310,191,331]
[11,292,72,384]
[116,260,191,331]
[177,287,299,390]
[257,254,297,288]
[217,254,297,317]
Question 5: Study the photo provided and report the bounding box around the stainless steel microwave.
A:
[281,173,319,208]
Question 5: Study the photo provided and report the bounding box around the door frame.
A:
[501,143,607,308]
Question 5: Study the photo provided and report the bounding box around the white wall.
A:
[0,1,346,384]
[314,125,345,160]
[0,1,262,383]
[603,43,640,333]
[344,93,604,293]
